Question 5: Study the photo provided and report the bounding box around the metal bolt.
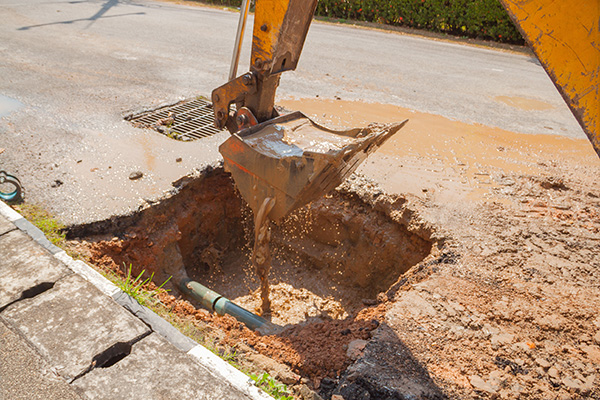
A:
[260,24,268,32]
[217,110,225,119]
[236,114,248,126]
[214,94,220,103]
[254,59,263,69]
[242,73,252,85]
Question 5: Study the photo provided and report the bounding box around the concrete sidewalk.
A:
[0,201,272,400]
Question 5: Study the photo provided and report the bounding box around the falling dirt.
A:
[68,99,600,399]
[252,197,276,315]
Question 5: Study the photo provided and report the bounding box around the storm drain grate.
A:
[126,97,227,141]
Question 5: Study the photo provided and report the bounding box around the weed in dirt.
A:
[10,203,295,397]
[12,203,65,246]
[250,372,293,400]
[110,263,171,307]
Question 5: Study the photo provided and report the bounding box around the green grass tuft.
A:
[110,263,171,307]
[250,372,294,400]
[12,203,66,246]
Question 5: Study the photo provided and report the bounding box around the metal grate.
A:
[126,97,227,141]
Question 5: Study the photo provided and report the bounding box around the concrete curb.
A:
[0,201,273,400]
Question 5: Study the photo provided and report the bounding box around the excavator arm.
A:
[212,0,600,223]
[212,0,318,132]
[212,0,405,222]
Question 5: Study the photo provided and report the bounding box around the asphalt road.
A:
[0,0,585,224]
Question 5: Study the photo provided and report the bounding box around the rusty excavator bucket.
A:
[220,112,407,221]
[212,0,408,221]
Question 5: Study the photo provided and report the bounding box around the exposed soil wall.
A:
[77,166,434,317]
[69,165,439,394]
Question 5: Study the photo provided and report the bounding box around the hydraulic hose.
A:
[0,171,23,203]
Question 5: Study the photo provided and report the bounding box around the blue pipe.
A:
[179,278,276,334]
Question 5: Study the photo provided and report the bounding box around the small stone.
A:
[376,292,388,303]
[298,384,323,400]
[561,376,584,390]
[580,344,600,363]
[535,358,551,369]
[580,334,591,343]
[491,333,515,345]
[129,171,143,180]
[584,374,596,391]
[346,339,368,360]
[346,369,360,382]
[593,331,600,345]
[469,375,498,393]
[512,342,533,352]
[331,395,345,400]
[514,358,525,366]
[175,157,182,163]
[50,179,63,188]
[548,367,560,379]
[510,383,523,394]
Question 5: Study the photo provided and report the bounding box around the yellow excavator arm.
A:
[212,0,318,132]
[499,0,600,157]
[212,0,600,223]
[214,0,599,156]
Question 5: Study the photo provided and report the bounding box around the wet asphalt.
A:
[0,0,585,225]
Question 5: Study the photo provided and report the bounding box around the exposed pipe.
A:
[179,278,276,334]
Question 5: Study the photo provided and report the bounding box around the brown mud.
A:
[68,163,436,390]
[68,99,600,399]
[494,96,555,111]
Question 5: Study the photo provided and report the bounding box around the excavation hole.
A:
[75,166,434,327]
[70,165,437,384]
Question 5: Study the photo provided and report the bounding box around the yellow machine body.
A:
[499,0,600,157]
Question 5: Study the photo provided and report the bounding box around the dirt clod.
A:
[128,171,143,180]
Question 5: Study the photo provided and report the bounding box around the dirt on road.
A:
[66,100,600,400]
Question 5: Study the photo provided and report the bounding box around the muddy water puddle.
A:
[494,95,554,111]
[279,98,599,203]
[0,94,23,117]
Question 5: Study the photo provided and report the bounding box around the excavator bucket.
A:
[219,112,407,222]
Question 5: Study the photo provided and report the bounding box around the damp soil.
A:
[66,99,600,399]
[68,164,436,391]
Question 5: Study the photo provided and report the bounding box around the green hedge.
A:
[205,0,523,44]
[316,0,523,43]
